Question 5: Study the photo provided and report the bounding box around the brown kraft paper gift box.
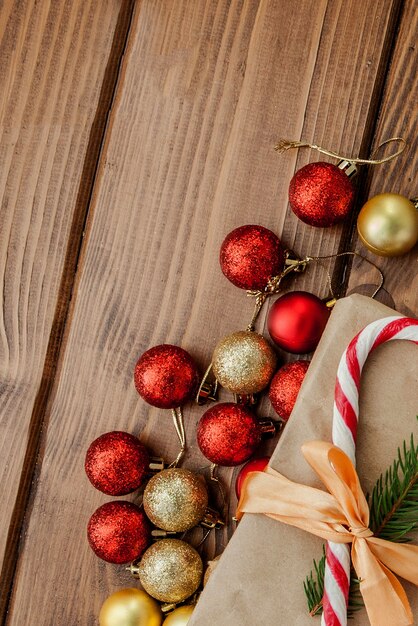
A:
[189,294,418,626]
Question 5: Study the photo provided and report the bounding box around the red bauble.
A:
[85,431,149,496]
[87,501,150,564]
[134,344,199,409]
[235,456,270,499]
[220,225,285,290]
[268,291,329,353]
[269,360,310,420]
[289,162,354,227]
[197,403,261,466]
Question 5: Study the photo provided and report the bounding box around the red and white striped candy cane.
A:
[321,315,418,626]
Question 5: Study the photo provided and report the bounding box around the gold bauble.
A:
[162,606,194,625]
[138,539,203,603]
[143,468,208,532]
[357,193,418,256]
[99,588,162,626]
[212,330,277,394]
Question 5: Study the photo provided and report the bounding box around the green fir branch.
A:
[304,431,418,616]
[303,547,325,616]
[304,552,362,618]
[369,433,418,542]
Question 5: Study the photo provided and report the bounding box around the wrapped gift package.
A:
[189,293,418,626]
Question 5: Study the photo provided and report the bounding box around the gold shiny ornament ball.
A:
[212,330,277,394]
[99,588,162,626]
[143,468,208,532]
[162,606,194,626]
[138,539,203,604]
[357,193,418,256]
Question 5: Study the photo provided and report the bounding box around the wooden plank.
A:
[346,0,418,315]
[0,0,132,619]
[5,0,404,623]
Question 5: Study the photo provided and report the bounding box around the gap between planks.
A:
[330,0,404,299]
[0,2,136,624]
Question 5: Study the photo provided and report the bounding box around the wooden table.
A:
[0,1,416,624]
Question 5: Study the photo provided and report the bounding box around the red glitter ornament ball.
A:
[87,501,151,564]
[85,431,149,496]
[220,225,285,290]
[134,344,199,409]
[197,403,261,466]
[289,162,354,227]
[269,360,310,420]
[268,291,329,353]
[235,456,270,499]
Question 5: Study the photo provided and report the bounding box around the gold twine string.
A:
[246,250,384,330]
[168,407,186,468]
[210,463,227,518]
[246,250,309,331]
[274,136,406,165]
[305,251,384,299]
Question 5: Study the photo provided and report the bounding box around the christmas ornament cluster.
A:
[85,223,314,625]
[85,137,416,626]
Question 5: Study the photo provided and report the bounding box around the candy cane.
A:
[321,315,418,626]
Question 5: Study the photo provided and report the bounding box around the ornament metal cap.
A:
[161,603,178,613]
[258,417,280,439]
[151,529,178,539]
[148,456,166,472]
[200,506,225,530]
[126,561,141,578]
[323,296,337,309]
[337,159,358,179]
[234,392,258,405]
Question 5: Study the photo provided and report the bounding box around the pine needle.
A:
[369,433,418,542]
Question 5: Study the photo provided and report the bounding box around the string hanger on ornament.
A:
[275,136,406,165]
[274,136,407,228]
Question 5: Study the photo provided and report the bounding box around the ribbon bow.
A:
[236,441,418,626]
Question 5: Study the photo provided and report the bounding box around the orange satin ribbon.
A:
[236,441,418,626]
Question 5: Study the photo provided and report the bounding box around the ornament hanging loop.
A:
[275,136,406,166]
[168,407,186,468]
[304,251,384,300]
[246,249,309,331]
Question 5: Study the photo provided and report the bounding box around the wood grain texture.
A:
[346,0,418,315]
[0,0,129,619]
[3,0,412,624]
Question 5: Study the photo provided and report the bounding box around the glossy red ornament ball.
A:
[220,224,285,290]
[268,291,329,353]
[134,344,199,409]
[85,431,149,496]
[197,403,261,466]
[269,360,310,420]
[87,501,151,564]
[235,456,270,499]
[289,162,354,227]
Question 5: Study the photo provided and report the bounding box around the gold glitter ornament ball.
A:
[162,606,194,625]
[99,588,162,626]
[138,539,203,603]
[143,468,208,532]
[357,193,418,256]
[212,330,277,394]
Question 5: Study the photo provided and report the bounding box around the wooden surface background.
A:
[0,1,416,624]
